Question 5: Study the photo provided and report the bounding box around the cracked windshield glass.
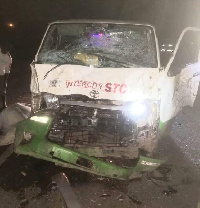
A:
[37,23,158,68]
[1,1,200,208]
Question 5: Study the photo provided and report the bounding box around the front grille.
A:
[48,106,136,147]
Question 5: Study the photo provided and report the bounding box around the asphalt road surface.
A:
[0,59,200,208]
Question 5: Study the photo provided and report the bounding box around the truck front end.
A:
[15,20,164,179]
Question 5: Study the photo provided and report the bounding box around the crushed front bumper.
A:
[14,113,164,180]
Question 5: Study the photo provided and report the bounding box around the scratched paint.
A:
[31,24,200,124]
[161,28,200,122]
[31,64,162,102]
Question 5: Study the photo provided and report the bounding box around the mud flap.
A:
[160,28,200,135]
[14,116,164,180]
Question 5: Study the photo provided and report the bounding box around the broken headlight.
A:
[30,116,49,123]
[124,101,151,127]
[43,94,59,109]
[125,101,150,119]
[129,101,149,117]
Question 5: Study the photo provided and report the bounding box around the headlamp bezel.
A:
[42,93,59,109]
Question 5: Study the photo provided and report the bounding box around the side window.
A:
[168,30,200,77]
[42,26,58,51]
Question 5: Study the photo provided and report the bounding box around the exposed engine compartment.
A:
[48,106,137,147]
[47,97,160,158]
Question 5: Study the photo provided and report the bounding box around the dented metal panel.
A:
[12,21,165,180]
[14,114,164,180]
[31,21,162,102]
[160,28,200,123]
[31,64,163,102]
[11,24,200,180]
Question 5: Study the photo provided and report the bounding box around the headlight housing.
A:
[125,101,150,119]
[30,116,49,123]
[43,94,59,109]
[129,101,148,117]
[124,100,151,127]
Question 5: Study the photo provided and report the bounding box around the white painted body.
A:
[31,64,163,102]
[160,28,200,122]
[31,22,200,124]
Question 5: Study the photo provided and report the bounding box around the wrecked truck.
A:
[11,21,200,180]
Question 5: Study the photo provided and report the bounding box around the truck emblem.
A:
[89,90,99,98]
[49,79,58,87]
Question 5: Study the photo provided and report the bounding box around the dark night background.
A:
[0,0,200,62]
[1,1,200,207]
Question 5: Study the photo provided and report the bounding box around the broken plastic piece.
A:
[51,173,82,208]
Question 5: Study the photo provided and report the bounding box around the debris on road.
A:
[51,172,82,208]
[0,103,31,146]
[127,195,142,205]
[117,194,124,202]
[20,198,28,206]
[162,186,177,196]
[100,193,111,197]
[21,171,26,176]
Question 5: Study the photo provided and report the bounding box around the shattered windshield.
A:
[37,23,158,68]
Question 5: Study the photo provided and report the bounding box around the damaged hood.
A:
[31,64,163,101]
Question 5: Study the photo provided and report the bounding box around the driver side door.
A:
[160,28,200,126]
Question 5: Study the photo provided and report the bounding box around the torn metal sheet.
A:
[14,115,164,180]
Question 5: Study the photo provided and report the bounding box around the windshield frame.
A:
[35,20,161,68]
